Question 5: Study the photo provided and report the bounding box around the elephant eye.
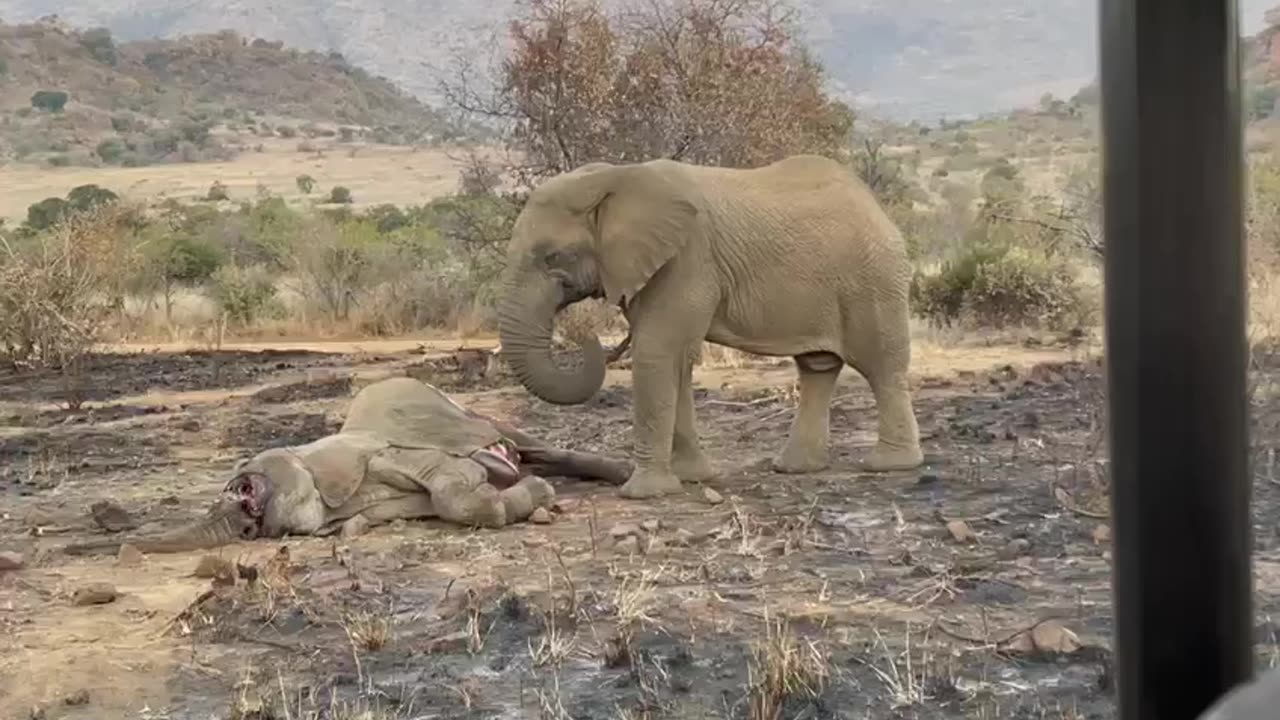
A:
[543,249,563,266]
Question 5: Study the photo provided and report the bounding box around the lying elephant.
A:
[64,377,633,555]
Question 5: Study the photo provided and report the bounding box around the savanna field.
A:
[8,3,1280,719]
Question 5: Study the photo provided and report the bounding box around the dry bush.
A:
[0,202,142,372]
[446,0,854,183]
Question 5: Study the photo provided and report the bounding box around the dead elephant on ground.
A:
[64,377,633,555]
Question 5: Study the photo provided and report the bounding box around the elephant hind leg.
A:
[772,351,843,474]
[847,346,923,473]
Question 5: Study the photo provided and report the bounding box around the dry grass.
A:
[747,612,832,720]
[0,139,480,225]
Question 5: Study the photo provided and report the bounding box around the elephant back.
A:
[340,377,504,456]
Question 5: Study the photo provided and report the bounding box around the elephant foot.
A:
[501,475,556,521]
[771,445,830,474]
[619,467,682,499]
[673,452,717,483]
[861,442,924,472]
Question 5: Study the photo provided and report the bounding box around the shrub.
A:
[338,126,356,142]
[277,125,297,138]
[67,185,119,213]
[205,264,279,326]
[328,186,354,204]
[81,27,119,66]
[31,90,69,113]
[26,197,70,232]
[47,154,71,167]
[206,181,230,202]
[913,242,1086,330]
[96,138,127,163]
[0,203,142,374]
[295,174,316,194]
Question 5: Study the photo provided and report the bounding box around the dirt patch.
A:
[3,343,1279,719]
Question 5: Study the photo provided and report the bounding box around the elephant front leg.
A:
[773,352,842,474]
[425,460,508,528]
[672,355,715,483]
[620,345,684,499]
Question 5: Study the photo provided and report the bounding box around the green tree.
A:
[295,174,316,194]
[31,90,69,113]
[95,139,126,163]
[25,197,70,231]
[80,28,119,66]
[66,184,119,212]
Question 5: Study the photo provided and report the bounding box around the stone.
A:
[614,536,640,554]
[946,519,976,544]
[63,690,90,706]
[1092,524,1112,545]
[340,514,371,539]
[116,544,144,567]
[703,488,724,505]
[530,507,553,525]
[193,555,236,583]
[640,518,661,533]
[999,538,1032,559]
[72,583,117,606]
[609,523,640,539]
[89,501,137,533]
[0,551,24,571]
[670,529,699,547]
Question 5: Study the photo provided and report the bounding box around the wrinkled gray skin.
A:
[64,378,633,555]
[498,154,923,499]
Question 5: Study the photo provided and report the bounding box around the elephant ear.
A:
[294,435,379,508]
[562,163,699,306]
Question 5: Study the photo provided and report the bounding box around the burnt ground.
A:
[3,341,1280,719]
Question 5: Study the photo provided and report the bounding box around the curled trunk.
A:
[63,501,255,556]
[498,275,606,405]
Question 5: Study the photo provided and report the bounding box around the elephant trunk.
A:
[498,274,606,405]
[63,500,256,556]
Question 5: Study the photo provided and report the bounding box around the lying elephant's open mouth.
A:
[225,471,268,532]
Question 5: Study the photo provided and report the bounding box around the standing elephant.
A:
[497,154,923,499]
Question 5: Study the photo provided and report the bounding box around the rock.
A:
[609,523,640,539]
[422,630,472,654]
[1092,524,1112,545]
[0,551,24,571]
[703,488,724,505]
[340,515,371,539]
[999,538,1032,559]
[614,536,640,554]
[90,501,137,533]
[530,507,553,525]
[116,544,144,567]
[670,528,699,547]
[63,689,90,706]
[640,518,661,533]
[193,555,236,584]
[946,519,976,544]
[72,583,117,606]
[1007,620,1083,655]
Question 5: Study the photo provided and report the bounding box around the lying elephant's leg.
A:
[425,458,508,528]
[498,475,556,521]
[518,447,634,485]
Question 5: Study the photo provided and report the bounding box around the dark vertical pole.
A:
[1100,0,1253,717]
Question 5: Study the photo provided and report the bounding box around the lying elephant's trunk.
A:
[63,501,257,556]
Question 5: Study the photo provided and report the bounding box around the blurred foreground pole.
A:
[1100,0,1253,718]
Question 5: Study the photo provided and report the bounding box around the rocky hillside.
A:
[0,20,459,166]
[1,0,1275,122]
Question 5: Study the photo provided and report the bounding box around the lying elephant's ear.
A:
[570,163,699,306]
[297,436,376,508]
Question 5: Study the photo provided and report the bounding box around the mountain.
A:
[0,19,459,166]
[0,0,1274,122]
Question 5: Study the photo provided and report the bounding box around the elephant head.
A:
[498,161,700,405]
